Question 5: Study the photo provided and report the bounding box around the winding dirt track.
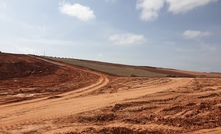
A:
[0,58,193,133]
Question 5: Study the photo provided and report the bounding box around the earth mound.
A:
[0,53,57,80]
[0,53,99,104]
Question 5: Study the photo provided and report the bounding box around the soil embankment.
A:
[1,53,221,134]
[0,53,99,104]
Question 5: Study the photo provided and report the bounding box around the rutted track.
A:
[0,57,193,133]
[33,56,109,98]
[0,57,109,131]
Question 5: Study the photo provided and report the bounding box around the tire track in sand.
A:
[0,57,192,132]
[0,57,109,131]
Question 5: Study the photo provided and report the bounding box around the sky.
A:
[0,0,221,72]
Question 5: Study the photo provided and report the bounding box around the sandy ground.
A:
[1,54,221,134]
[0,54,99,105]
[0,76,190,133]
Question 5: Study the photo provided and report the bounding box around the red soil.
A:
[0,53,99,104]
[1,52,221,134]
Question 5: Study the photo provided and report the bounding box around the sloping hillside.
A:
[0,53,99,104]
[46,57,221,78]
[1,53,221,134]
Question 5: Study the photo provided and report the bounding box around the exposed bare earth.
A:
[0,53,99,105]
[0,53,221,134]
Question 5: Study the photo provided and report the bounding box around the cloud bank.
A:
[136,0,217,21]
[183,30,212,39]
[59,2,95,21]
[109,33,145,45]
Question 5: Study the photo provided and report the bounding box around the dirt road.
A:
[0,61,192,134]
[2,56,221,134]
[1,53,221,133]
[0,53,100,105]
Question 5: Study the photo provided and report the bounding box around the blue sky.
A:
[0,0,220,72]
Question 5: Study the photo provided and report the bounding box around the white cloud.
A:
[166,0,217,14]
[59,2,95,21]
[136,0,164,21]
[135,0,217,21]
[109,33,145,45]
[183,30,212,39]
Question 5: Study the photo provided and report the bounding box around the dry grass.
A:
[46,57,166,77]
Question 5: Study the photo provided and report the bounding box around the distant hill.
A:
[1,52,220,78]
[45,56,221,78]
